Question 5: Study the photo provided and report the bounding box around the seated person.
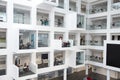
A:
[23,63,29,72]
[26,42,31,49]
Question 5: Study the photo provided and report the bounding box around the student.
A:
[44,18,49,26]
[23,63,29,72]
[40,17,44,25]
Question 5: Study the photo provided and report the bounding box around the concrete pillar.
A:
[49,50,54,67]
[77,0,81,13]
[64,31,69,41]
[64,68,67,80]
[107,69,110,80]
[6,1,14,78]
[7,53,13,76]
[49,8,54,28]
[7,0,13,24]
[86,2,90,15]
[64,0,69,11]
[31,52,36,63]
[36,30,38,49]
[107,0,112,29]
[86,33,90,45]
[31,6,37,26]
[85,64,89,75]
[107,33,111,41]
[76,33,80,46]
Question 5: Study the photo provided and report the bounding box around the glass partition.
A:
[14,8,30,24]
[76,52,84,65]
[77,14,84,28]
[19,30,36,49]
[38,32,49,47]
[0,3,6,22]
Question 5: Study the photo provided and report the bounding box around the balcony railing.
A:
[55,20,64,27]
[13,63,36,78]
[89,8,107,14]
[37,19,49,26]
[86,55,103,63]
[44,0,58,6]
[45,0,57,3]
[88,40,104,46]
[87,25,106,30]
[80,40,104,46]
[77,23,84,28]
[111,22,120,28]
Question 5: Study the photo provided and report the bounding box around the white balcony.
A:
[66,12,85,31]
[35,0,58,9]
[68,50,85,68]
[13,0,33,7]
[12,63,37,79]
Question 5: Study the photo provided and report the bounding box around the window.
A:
[38,33,49,47]
[76,52,84,65]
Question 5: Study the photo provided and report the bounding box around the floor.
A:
[19,70,35,77]
[38,63,48,68]
[50,70,120,80]
[0,69,6,75]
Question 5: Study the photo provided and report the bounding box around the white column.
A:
[85,64,89,75]
[49,50,54,67]
[76,33,80,46]
[7,53,13,76]
[86,33,90,45]
[49,32,54,67]
[107,69,110,80]
[7,0,13,24]
[49,8,54,28]
[86,2,90,15]
[107,0,112,29]
[36,30,38,49]
[64,0,69,11]
[7,0,14,77]
[31,6,37,26]
[77,0,81,13]
[49,8,55,67]
[107,32,111,41]
[31,52,36,63]
[64,68,67,80]
[64,31,69,41]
